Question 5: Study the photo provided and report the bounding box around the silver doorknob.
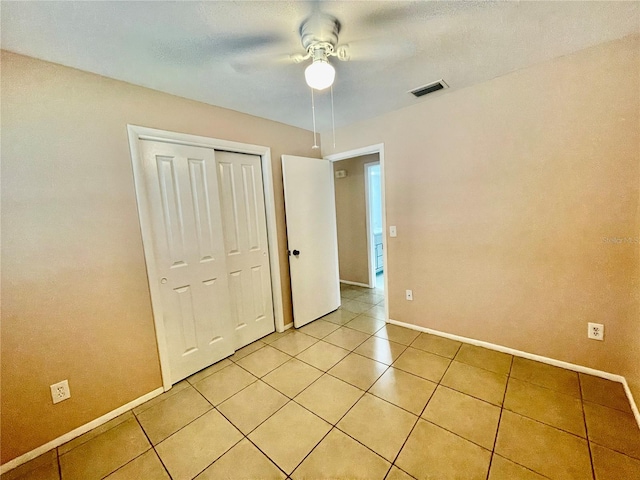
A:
[161,278,168,284]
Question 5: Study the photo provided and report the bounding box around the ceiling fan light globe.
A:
[305,60,335,90]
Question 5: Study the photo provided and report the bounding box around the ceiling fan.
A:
[226,6,418,91]
[288,12,350,90]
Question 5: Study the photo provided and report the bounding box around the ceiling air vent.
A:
[410,79,449,98]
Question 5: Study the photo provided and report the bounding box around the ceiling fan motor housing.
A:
[300,13,341,52]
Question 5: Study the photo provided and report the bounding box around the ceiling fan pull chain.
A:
[331,85,336,149]
[311,87,319,149]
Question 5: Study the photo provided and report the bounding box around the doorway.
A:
[326,144,388,320]
[332,154,383,290]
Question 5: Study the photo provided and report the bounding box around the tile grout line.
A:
[508,373,583,399]
[406,349,514,458]
[289,370,345,403]
[266,327,380,412]
[210,338,388,478]
[481,365,570,480]
[130,413,172,480]
[185,357,236,386]
[411,366,510,454]
[485,354,514,480]
[283,359,397,475]
[395,342,502,478]
[203,363,297,477]
[585,439,640,463]
[240,435,290,479]
[131,380,239,478]
[198,376,260,409]
[214,383,290,437]
[286,424,336,477]
[581,397,639,416]
[393,364,508,409]
[55,411,136,458]
[489,356,598,442]
[392,344,462,474]
[187,435,245,480]
[578,374,598,480]
[268,341,322,358]
[56,447,62,480]
[384,464,417,480]
[396,394,434,468]
[173,375,251,478]
[381,363,440,479]
[248,383,368,477]
[231,349,294,379]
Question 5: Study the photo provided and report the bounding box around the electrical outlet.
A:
[406,289,413,301]
[588,323,604,341]
[50,380,71,404]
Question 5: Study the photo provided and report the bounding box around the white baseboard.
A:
[340,279,371,288]
[387,318,640,429]
[0,387,164,475]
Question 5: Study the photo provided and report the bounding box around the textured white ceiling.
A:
[2,1,639,132]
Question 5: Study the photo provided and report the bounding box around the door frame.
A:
[325,144,388,322]
[127,125,285,390]
[364,161,381,288]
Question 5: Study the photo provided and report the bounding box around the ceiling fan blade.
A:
[338,38,416,62]
[230,52,300,74]
[155,33,287,66]
[217,33,287,53]
[356,1,476,30]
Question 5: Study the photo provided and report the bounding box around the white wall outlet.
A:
[50,379,71,404]
[588,323,604,341]
[390,226,397,237]
[406,289,413,301]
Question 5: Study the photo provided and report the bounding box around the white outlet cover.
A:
[50,379,71,404]
[588,322,604,341]
[390,226,397,237]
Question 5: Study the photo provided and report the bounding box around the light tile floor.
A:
[5,284,640,480]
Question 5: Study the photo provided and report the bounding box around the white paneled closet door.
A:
[139,141,275,384]
[216,151,275,348]
[140,140,235,383]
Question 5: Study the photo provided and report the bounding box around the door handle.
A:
[289,249,300,257]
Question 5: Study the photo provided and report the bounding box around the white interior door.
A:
[140,140,234,383]
[282,155,340,328]
[216,151,275,348]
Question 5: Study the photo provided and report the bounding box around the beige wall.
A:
[333,154,379,285]
[323,35,640,401]
[0,51,319,463]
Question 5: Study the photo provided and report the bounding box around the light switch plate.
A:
[390,226,397,237]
